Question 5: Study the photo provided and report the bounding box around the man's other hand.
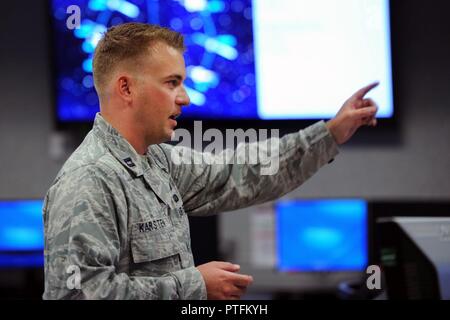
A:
[326,82,380,145]
[197,261,254,300]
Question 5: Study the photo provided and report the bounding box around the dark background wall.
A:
[0,1,61,197]
[0,0,449,200]
[0,0,449,299]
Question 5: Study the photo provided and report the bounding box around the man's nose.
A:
[176,87,190,107]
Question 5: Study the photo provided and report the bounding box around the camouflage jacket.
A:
[43,113,339,300]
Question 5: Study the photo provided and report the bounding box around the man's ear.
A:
[116,75,133,103]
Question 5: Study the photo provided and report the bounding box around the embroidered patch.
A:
[123,157,136,168]
[137,219,167,233]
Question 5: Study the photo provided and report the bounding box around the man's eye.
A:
[167,80,178,87]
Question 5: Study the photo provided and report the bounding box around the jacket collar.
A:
[92,113,146,177]
[92,113,175,206]
[92,113,176,205]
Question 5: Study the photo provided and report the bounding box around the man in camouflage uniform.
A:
[43,23,379,300]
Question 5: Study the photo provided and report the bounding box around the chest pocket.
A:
[131,233,179,262]
[130,230,187,277]
[130,216,180,262]
[130,155,191,271]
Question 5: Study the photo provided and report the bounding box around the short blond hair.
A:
[92,22,185,96]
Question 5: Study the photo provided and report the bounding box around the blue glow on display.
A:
[0,254,44,268]
[0,200,44,251]
[51,0,394,121]
[276,199,368,272]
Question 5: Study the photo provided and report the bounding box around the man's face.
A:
[132,42,190,145]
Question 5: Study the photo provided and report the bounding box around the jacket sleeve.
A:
[43,165,206,300]
[160,121,339,216]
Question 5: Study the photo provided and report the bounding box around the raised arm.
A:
[160,83,379,217]
[160,121,338,216]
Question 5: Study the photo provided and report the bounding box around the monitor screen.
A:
[50,0,394,122]
[0,200,44,267]
[378,217,450,299]
[275,199,368,272]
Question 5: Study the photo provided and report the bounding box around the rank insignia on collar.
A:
[123,157,136,168]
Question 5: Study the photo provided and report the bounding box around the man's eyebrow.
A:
[165,74,184,81]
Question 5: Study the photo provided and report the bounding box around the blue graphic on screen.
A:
[50,0,393,122]
[276,199,367,272]
[51,0,257,121]
[0,200,44,267]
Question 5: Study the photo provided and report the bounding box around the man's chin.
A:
[170,130,176,141]
[154,126,177,144]
[148,131,173,145]
[160,129,175,143]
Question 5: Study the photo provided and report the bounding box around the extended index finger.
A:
[352,82,379,100]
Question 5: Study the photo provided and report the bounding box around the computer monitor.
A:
[275,199,368,272]
[0,200,44,268]
[378,217,450,300]
[49,0,394,126]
